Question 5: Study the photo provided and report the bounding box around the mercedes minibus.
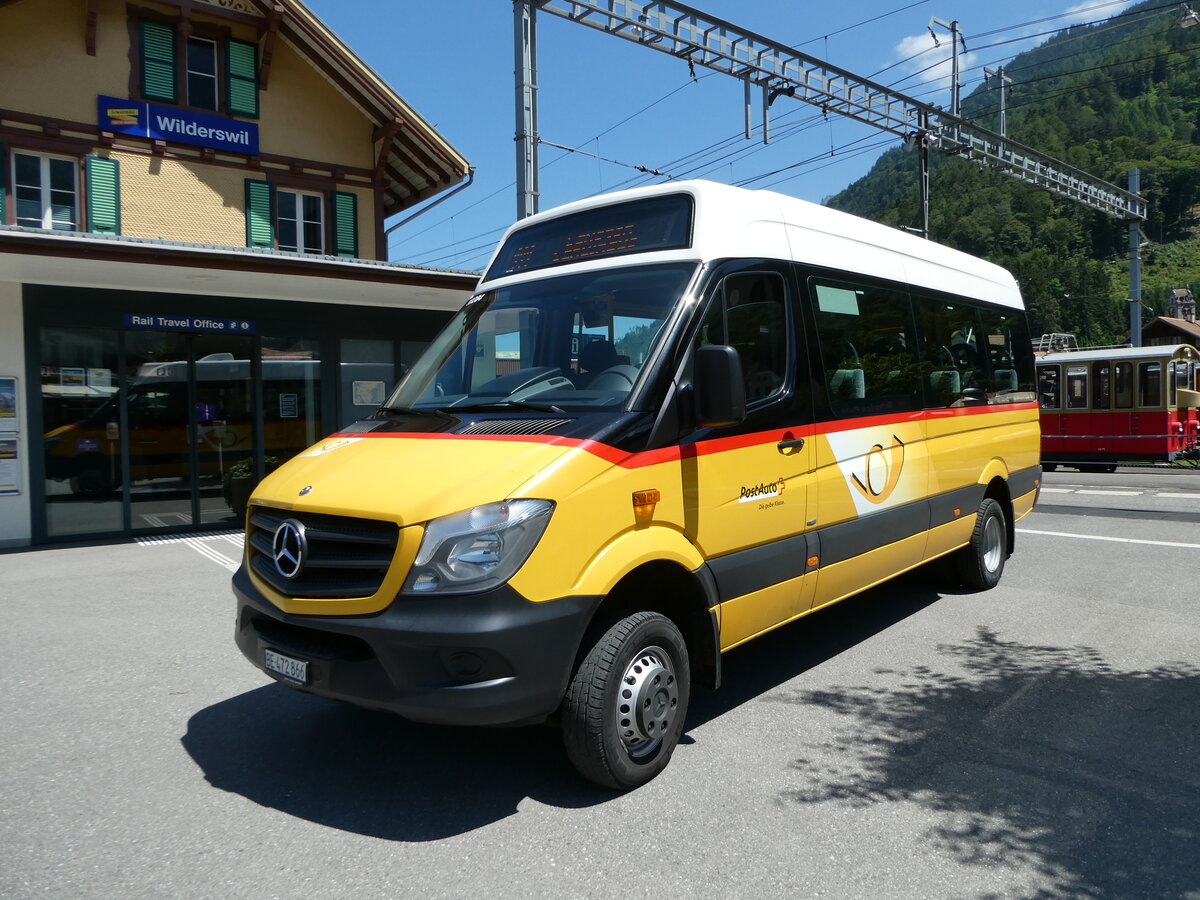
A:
[234,180,1040,789]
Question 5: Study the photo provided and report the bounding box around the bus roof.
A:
[478,179,1023,310]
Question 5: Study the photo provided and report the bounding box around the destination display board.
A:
[485,194,693,280]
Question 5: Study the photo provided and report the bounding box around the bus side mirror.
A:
[694,345,747,428]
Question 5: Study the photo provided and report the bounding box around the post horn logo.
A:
[851,435,905,505]
[271,519,308,579]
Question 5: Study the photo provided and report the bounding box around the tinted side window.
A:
[701,271,789,405]
[809,277,921,418]
[915,297,986,408]
[978,306,1036,404]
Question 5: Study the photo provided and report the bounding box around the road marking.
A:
[1040,487,1073,493]
[137,529,244,572]
[1017,527,1200,550]
[1156,492,1200,500]
[1075,489,1142,496]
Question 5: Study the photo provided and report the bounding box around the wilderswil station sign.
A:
[97,94,259,155]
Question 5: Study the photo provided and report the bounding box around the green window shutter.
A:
[245,179,274,248]
[332,191,358,258]
[141,20,177,103]
[85,156,121,235]
[226,38,259,118]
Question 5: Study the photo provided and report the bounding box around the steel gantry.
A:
[516,0,1151,342]
[521,0,1146,223]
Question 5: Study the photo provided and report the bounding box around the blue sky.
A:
[305,0,1145,271]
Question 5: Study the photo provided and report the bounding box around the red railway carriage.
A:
[1037,344,1200,471]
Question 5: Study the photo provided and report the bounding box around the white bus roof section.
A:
[478,180,1023,310]
[1040,344,1200,364]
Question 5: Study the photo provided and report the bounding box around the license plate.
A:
[264,648,309,685]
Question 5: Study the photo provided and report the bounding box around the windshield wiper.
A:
[375,405,443,417]
[452,400,567,414]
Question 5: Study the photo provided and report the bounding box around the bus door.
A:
[681,262,817,650]
[809,278,928,606]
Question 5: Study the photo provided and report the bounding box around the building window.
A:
[186,37,219,111]
[13,152,78,230]
[138,20,259,118]
[277,190,325,254]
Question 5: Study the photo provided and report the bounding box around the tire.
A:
[955,497,1007,590]
[561,612,690,791]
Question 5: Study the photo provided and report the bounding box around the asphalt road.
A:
[2,467,1198,899]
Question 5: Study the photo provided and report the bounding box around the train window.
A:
[1170,360,1189,408]
[1113,361,1134,409]
[1138,362,1162,407]
[1038,365,1060,409]
[1092,362,1111,409]
[1066,365,1088,409]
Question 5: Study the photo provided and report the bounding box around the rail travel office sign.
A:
[97,95,259,155]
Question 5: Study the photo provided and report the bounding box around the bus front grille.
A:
[247,506,399,599]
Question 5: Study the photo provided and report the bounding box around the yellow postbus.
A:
[234,180,1040,789]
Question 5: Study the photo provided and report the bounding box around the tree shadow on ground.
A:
[775,627,1200,899]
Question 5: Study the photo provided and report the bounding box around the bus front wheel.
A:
[955,497,1007,590]
[561,611,690,791]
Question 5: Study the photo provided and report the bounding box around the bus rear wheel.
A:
[955,497,1007,590]
[561,611,690,791]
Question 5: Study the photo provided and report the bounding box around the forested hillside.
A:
[826,1,1200,345]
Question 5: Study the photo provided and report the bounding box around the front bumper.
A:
[233,566,599,726]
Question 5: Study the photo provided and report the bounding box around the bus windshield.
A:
[386,262,697,414]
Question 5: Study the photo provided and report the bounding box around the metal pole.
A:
[514,0,539,219]
[919,111,930,240]
[950,20,961,118]
[1128,168,1143,347]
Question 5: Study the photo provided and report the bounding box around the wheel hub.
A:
[616,646,678,759]
[983,513,1004,572]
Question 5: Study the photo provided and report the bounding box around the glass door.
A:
[125,331,254,531]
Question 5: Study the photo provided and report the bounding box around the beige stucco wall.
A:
[2,0,372,171]
[105,150,250,246]
[0,0,134,123]
[258,40,374,169]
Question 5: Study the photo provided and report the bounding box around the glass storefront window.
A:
[339,337,394,429]
[41,326,122,536]
[262,336,321,464]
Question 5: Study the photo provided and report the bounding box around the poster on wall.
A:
[0,377,17,433]
[0,439,20,496]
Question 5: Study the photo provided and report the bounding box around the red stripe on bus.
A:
[330,401,1038,469]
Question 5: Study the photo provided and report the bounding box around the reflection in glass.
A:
[41,326,122,536]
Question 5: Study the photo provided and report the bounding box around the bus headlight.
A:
[402,499,555,595]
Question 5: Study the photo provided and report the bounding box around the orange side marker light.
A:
[632,489,661,526]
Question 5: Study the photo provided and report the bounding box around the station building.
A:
[0,0,478,547]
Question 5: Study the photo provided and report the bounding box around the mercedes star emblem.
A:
[272,519,307,579]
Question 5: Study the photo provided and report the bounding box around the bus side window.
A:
[810,278,919,417]
[979,306,1035,403]
[1038,365,1060,409]
[1066,365,1088,409]
[1092,362,1111,409]
[1113,361,1134,409]
[1138,362,1162,407]
[915,295,985,407]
